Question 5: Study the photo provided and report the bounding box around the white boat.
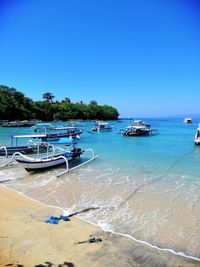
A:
[11,141,98,176]
[120,120,158,136]
[32,123,72,132]
[92,122,114,132]
[195,124,200,145]
[184,118,192,124]
[32,123,83,139]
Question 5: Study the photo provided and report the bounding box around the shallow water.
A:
[0,118,200,260]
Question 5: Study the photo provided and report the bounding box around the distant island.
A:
[0,85,119,121]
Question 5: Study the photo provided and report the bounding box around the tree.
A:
[90,100,98,105]
[0,85,119,121]
[64,97,71,103]
[42,92,55,103]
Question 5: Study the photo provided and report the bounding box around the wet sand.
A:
[0,185,199,267]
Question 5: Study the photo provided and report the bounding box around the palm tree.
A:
[42,92,55,103]
[64,97,71,103]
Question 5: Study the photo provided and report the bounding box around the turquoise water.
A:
[0,118,200,260]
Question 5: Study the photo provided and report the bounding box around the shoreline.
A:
[80,216,200,263]
[2,183,200,262]
[0,185,200,266]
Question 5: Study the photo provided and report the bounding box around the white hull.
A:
[98,128,113,131]
[195,138,200,145]
[16,155,73,171]
[11,147,98,176]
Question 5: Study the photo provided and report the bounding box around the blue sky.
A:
[0,0,199,117]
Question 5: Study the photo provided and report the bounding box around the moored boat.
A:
[1,120,36,127]
[195,124,200,145]
[14,149,83,172]
[32,123,83,139]
[11,140,98,176]
[120,120,158,136]
[0,144,48,157]
[184,118,192,124]
[92,122,114,132]
[43,127,83,140]
[32,123,73,132]
[0,134,50,157]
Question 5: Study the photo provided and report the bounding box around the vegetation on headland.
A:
[0,85,119,121]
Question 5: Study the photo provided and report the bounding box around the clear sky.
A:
[0,0,199,117]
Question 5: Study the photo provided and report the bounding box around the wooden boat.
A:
[32,123,71,132]
[120,120,158,136]
[0,135,50,157]
[14,149,83,172]
[11,142,98,176]
[32,123,83,139]
[42,128,83,141]
[0,144,48,157]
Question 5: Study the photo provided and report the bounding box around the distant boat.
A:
[32,123,83,139]
[120,120,158,137]
[1,120,36,127]
[195,124,200,145]
[184,118,192,124]
[41,130,83,141]
[92,122,114,132]
[32,123,71,132]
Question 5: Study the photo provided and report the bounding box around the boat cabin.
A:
[184,118,192,124]
[92,122,114,132]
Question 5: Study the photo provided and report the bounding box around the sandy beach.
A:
[0,185,199,267]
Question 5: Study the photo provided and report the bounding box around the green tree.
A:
[64,97,71,103]
[42,92,55,103]
[0,85,119,121]
[90,100,98,105]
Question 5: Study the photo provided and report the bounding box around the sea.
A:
[0,118,200,262]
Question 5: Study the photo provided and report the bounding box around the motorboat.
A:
[120,120,158,136]
[195,124,200,145]
[92,122,114,132]
[184,118,192,124]
[10,139,98,176]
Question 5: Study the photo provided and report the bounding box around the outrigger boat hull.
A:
[15,150,82,172]
[41,130,83,141]
[121,129,158,136]
[123,130,152,136]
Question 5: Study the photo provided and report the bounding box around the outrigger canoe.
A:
[14,148,83,172]
[11,143,98,177]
